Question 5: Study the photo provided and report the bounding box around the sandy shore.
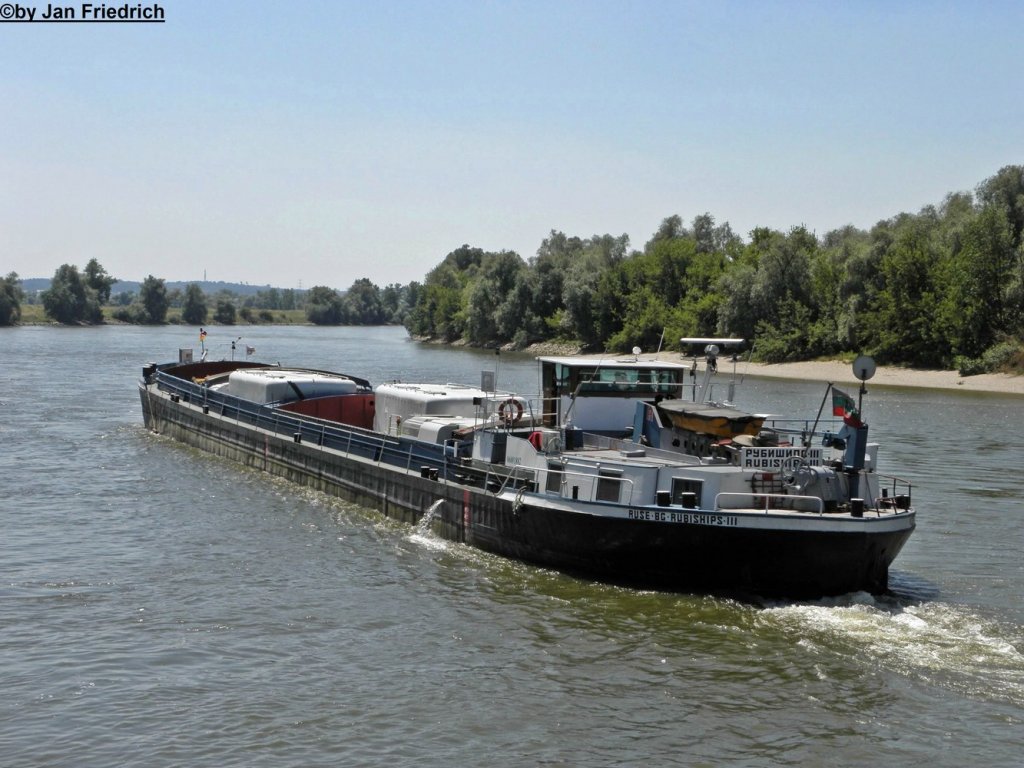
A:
[740,360,1024,396]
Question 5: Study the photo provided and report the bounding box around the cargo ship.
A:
[139,340,916,599]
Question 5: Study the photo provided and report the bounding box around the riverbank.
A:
[11,320,1021,395]
[740,360,1024,395]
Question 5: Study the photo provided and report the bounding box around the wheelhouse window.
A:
[576,367,683,397]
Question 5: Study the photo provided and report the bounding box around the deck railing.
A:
[153,371,540,495]
[715,492,825,515]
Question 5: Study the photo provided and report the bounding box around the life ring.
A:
[498,398,524,425]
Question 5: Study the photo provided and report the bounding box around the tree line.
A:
[404,166,1024,374]
[0,267,414,328]
[3,165,1021,373]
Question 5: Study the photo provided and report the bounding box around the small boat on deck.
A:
[650,400,765,439]
[139,339,916,599]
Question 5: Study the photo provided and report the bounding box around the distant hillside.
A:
[19,278,301,297]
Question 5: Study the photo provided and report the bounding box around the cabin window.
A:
[576,367,683,397]
[546,462,564,493]
[671,478,703,508]
[555,364,572,388]
[579,368,638,394]
[650,370,683,396]
[597,470,623,502]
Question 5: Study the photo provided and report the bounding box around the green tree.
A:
[181,283,208,325]
[139,275,169,324]
[83,259,117,305]
[715,226,820,361]
[861,216,946,366]
[531,231,630,347]
[649,214,686,245]
[529,231,581,335]
[306,285,344,324]
[561,265,602,348]
[973,167,1024,340]
[214,298,237,324]
[259,287,282,310]
[976,165,1024,246]
[715,262,758,340]
[818,224,875,347]
[42,264,102,324]
[496,271,545,347]
[940,205,1017,358]
[606,285,673,352]
[404,246,486,340]
[380,283,405,323]
[690,212,740,256]
[343,278,386,324]
[464,251,526,345]
[591,262,631,347]
[0,272,25,326]
[429,282,467,341]
[749,227,815,324]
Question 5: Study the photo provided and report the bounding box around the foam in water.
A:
[761,592,1024,708]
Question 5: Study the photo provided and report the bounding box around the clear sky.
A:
[1,0,1021,290]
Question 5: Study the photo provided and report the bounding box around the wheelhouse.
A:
[538,355,695,435]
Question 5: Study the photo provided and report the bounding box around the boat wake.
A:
[759,587,1024,708]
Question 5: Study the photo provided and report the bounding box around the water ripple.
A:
[2,326,1023,767]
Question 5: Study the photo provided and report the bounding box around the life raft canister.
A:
[498,398,524,425]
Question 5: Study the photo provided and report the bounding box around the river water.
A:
[1,325,1022,767]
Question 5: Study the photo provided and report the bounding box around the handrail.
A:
[155,371,540,496]
[157,370,441,466]
[873,471,914,510]
[874,471,914,494]
[715,491,825,515]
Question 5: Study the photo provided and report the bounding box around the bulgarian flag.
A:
[832,386,862,427]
